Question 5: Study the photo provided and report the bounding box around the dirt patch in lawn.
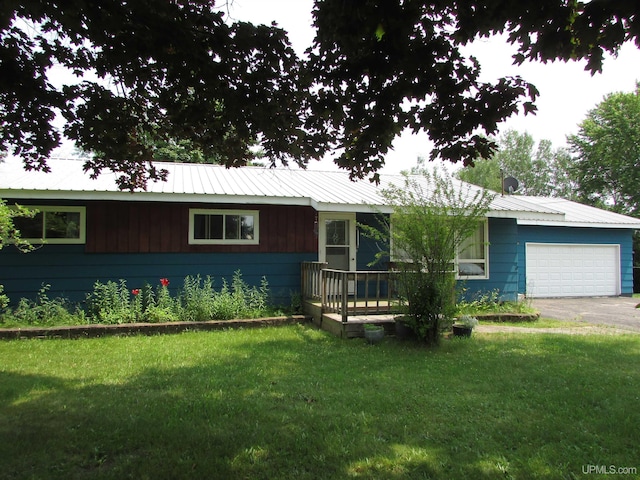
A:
[476,324,639,335]
[473,312,540,323]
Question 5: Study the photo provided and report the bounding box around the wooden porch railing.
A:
[301,262,399,323]
[301,261,327,300]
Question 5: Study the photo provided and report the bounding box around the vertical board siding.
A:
[85,202,317,254]
[517,225,634,295]
[138,203,151,253]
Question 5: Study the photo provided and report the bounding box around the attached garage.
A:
[525,243,620,298]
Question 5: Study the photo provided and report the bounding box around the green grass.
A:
[1,326,639,479]
[481,318,590,329]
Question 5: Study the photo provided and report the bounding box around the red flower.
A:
[131,289,140,295]
[160,278,169,287]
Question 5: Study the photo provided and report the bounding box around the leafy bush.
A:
[6,284,85,326]
[362,167,494,345]
[85,279,135,324]
[196,271,270,320]
[289,291,303,314]
[399,271,456,344]
[0,284,9,310]
[456,288,535,315]
[178,275,215,322]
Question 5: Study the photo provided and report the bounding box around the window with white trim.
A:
[390,220,489,279]
[456,221,489,279]
[189,209,259,245]
[12,206,86,244]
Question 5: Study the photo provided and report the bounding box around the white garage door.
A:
[526,243,620,297]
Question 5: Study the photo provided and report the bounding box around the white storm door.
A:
[319,213,357,272]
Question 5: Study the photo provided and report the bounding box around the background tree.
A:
[151,138,266,166]
[1,1,639,188]
[456,130,576,197]
[454,155,502,193]
[568,85,640,216]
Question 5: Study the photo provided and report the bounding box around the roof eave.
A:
[0,189,315,207]
[487,210,564,222]
[516,219,640,229]
[314,202,390,213]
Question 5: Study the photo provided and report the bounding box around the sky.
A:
[227,0,640,174]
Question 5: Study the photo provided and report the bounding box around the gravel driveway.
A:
[531,297,640,333]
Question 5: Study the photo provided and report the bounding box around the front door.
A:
[318,213,357,272]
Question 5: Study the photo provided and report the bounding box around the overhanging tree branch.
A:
[1,1,638,189]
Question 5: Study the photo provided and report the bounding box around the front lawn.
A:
[1,326,638,479]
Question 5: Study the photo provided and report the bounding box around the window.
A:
[456,221,489,279]
[12,206,86,244]
[189,209,259,245]
[389,219,489,279]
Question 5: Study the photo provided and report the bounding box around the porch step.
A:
[320,312,397,338]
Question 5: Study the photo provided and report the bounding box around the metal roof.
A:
[0,158,387,211]
[1,158,639,228]
[511,196,640,228]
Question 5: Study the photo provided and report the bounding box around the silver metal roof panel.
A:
[1,158,639,228]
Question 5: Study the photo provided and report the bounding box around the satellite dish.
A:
[503,176,519,194]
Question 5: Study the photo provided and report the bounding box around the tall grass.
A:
[1,327,638,479]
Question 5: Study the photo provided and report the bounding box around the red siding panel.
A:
[86,201,318,254]
[138,203,151,253]
[117,205,129,252]
[128,205,139,253]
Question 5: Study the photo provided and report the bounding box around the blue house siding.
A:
[354,214,520,302]
[0,245,316,307]
[354,213,391,297]
[356,213,387,271]
[516,225,635,296]
[459,217,519,302]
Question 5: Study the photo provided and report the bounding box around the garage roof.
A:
[1,158,639,228]
[511,196,640,228]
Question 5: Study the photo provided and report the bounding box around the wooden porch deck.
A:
[304,300,400,338]
[301,262,402,338]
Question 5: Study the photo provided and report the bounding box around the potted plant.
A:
[452,315,479,338]
[363,323,385,344]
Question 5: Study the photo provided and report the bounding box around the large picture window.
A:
[390,220,489,279]
[456,221,489,279]
[12,206,86,244]
[189,209,259,245]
